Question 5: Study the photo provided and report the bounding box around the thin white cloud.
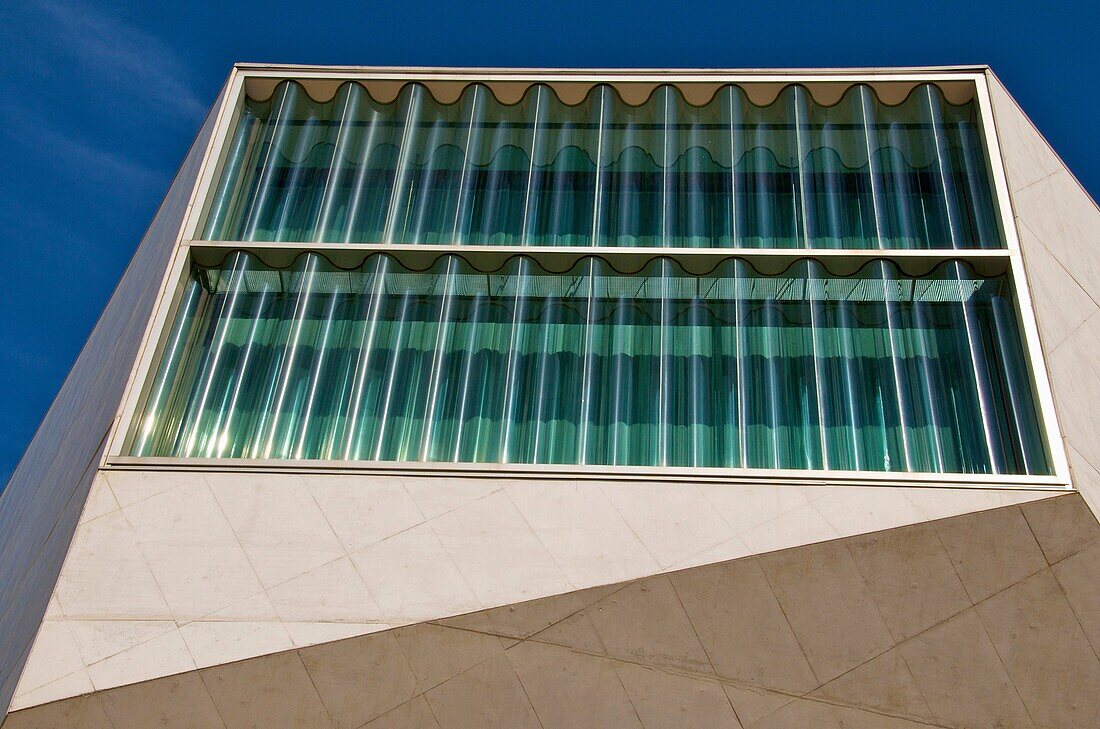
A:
[35,123,168,190]
[0,1,200,195]
[31,0,207,122]
[0,97,168,192]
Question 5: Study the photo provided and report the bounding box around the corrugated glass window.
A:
[132,251,1048,475]
[128,75,1056,478]
[202,81,1003,250]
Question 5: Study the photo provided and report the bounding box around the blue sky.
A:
[0,0,1097,484]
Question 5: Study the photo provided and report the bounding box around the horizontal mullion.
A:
[106,455,1068,491]
[237,67,987,84]
[185,240,1013,277]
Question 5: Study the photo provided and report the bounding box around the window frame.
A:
[101,65,1071,491]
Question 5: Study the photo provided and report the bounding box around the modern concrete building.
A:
[1,65,1099,728]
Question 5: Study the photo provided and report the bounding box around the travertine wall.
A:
[988,72,1100,518]
[8,470,1052,711]
[0,83,225,715]
[6,494,1098,728]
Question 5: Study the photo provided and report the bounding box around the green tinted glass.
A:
[202,82,1003,250]
[132,252,1047,475]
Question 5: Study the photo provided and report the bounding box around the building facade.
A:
[1,65,1098,727]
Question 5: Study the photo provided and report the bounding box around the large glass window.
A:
[202,81,1003,250]
[126,74,1055,480]
[132,251,1048,475]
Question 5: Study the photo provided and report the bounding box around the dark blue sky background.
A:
[0,0,1096,484]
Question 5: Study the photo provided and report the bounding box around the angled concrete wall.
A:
[987,71,1100,518]
[5,495,1098,729]
[0,83,226,715]
[7,471,1053,710]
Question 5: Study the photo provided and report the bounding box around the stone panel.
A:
[0,80,228,717]
[14,470,1055,712]
[846,523,970,641]
[897,610,1032,729]
[1020,493,1100,565]
[10,501,1097,728]
[423,653,540,729]
[1052,542,1100,653]
[990,69,1100,521]
[201,650,333,729]
[934,505,1046,602]
[810,649,929,719]
[977,570,1100,728]
[987,73,1066,193]
[670,559,818,692]
[394,623,506,693]
[362,697,440,729]
[758,540,894,683]
[507,640,643,728]
[98,672,224,729]
[582,576,712,673]
[614,662,741,728]
[299,632,417,728]
[2,696,113,729]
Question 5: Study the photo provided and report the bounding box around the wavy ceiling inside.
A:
[202,81,1003,250]
[132,251,1047,475]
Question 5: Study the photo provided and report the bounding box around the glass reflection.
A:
[203,82,1003,250]
[133,252,1047,475]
